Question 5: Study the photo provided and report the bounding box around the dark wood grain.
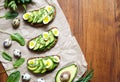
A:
[0,0,120,82]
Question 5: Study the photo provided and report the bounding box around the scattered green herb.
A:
[7,71,20,82]
[13,58,25,68]
[76,69,94,82]
[0,11,18,19]
[4,0,32,11]
[10,33,25,46]
[0,29,25,46]
[1,51,12,61]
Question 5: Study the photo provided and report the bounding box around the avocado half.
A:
[55,64,78,82]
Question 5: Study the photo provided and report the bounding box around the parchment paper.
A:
[0,0,87,82]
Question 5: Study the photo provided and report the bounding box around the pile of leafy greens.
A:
[4,0,32,11]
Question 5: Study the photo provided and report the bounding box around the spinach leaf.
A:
[0,11,18,19]
[10,33,25,46]
[7,71,20,82]
[2,51,12,61]
[13,58,25,68]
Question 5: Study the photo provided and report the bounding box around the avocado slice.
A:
[46,39,56,50]
[32,11,39,23]
[28,65,38,71]
[48,31,55,43]
[33,38,40,50]
[55,64,78,82]
[27,59,39,71]
[33,59,44,73]
[42,57,54,70]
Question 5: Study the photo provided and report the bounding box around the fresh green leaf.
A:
[1,51,12,61]
[4,0,9,8]
[8,1,17,11]
[10,33,25,46]
[21,0,25,3]
[0,11,18,19]
[13,58,25,68]
[76,69,94,82]
[25,0,32,3]
[7,71,20,82]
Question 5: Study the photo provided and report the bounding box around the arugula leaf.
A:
[1,51,12,61]
[13,58,25,68]
[10,33,25,46]
[7,71,20,82]
[0,11,18,19]
[8,1,17,11]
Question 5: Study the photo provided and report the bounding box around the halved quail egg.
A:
[51,28,59,37]
[43,32,49,40]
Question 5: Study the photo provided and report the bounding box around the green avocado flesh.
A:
[55,64,78,82]
[28,28,58,52]
[23,5,55,25]
[27,56,60,74]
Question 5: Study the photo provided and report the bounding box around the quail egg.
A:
[37,78,45,82]
[13,49,21,58]
[3,39,12,48]
[22,73,31,81]
[12,18,20,29]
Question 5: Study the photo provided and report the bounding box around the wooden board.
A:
[0,0,120,82]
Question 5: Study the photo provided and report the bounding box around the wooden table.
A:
[0,0,120,82]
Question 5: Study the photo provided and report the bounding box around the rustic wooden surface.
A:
[0,0,120,82]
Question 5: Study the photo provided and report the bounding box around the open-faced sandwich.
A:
[23,5,56,27]
[27,55,60,74]
[27,27,59,52]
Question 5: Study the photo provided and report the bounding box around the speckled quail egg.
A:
[37,78,45,82]
[12,18,20,29]
[13,49,21,58]
[3,39,12,48]
[22,73,31,81]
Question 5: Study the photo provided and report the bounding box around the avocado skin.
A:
[55,64,78,82]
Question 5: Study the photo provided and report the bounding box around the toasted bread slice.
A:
[23,5,56,27]
[27,27,59,52]
[27,55,60,74]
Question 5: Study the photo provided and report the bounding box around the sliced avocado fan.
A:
[28,27,59,52]
[55,64,78,82]
[27,55,60,74]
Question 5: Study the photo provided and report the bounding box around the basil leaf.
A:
[7,71,20,82]
[1,51,12,61]
[10,33,25,46]
[13,58,25,68]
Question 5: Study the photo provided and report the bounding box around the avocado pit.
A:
[60,71,71,82]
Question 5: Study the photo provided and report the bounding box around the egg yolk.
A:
[30,41,34,46]
[44,16,49,23]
